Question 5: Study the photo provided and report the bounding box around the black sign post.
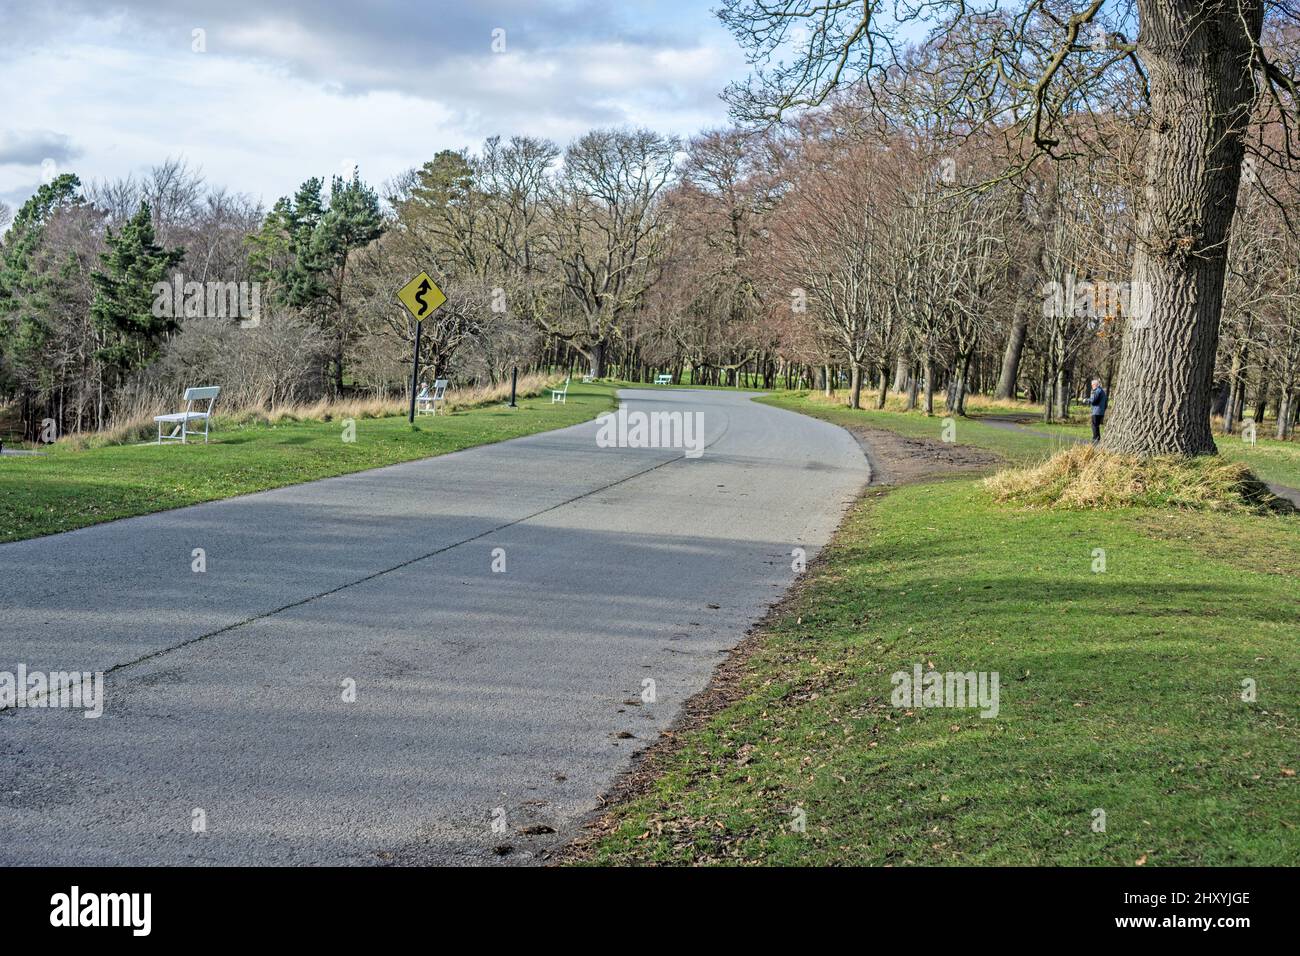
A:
[407,318,423,424]
[509,366,518,408]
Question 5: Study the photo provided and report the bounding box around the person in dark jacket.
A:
[1089,378,1108,442]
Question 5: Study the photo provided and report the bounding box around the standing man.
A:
[1089,378,1108,443]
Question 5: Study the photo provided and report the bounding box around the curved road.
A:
[0,388,867,865]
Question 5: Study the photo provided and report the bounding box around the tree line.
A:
[3,1,1299,451]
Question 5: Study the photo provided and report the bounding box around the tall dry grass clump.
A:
[57,373,559,450]
[985,445,1288,513]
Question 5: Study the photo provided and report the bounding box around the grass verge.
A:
[762,391,1300,489]
[572,476,1299,865]
[0,382,617,543]
[757,391,1077,464]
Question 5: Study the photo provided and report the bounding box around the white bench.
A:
[654,374,672,385]
[582,373,595,384]
[416,379,448,415]
[550,378,570,404]
[154,386,220,444]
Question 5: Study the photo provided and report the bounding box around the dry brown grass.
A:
[985,444,1288,513]
[57,374,558,450]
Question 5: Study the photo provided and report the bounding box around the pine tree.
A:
[90,202,184,381]
[0,174,84,410]
[253,170,383,393]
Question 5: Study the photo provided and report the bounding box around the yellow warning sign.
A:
[396,271,447,322]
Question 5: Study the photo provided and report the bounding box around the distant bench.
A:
[154,386,220,444]
[654,374,672,385]
[416,379,448,416]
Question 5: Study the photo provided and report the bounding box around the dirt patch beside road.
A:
[846,423,1002,486]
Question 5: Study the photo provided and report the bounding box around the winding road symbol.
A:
[396,271,446,322]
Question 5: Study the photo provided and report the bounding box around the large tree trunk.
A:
[1277,390,1294,440]
[589,339,608,378]
[892,350,910,392]
[922,354,935,416]
[1056,364,1071,420]
[1253,379,1269,425]
[1102,0,1263,457]
[849,362,863,409]
[953,350,973,416]
[997,189,1050,400]
[1222,341,1247,434]
[994,311,1029,401]
[1210,378,1230,418]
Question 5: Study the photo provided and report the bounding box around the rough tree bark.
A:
[849,362,863,409]
[998,187,1051,400]
[589,339,608,378]
[1277,390,1294,440]
[994,310,1030,401]
[1222,341,1247,434]
[1102,0,1263,456]
[892,350,910,392]
[922,354,935,415]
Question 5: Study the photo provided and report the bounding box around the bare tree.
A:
[542,128,679,377]
[719,0,1288,457]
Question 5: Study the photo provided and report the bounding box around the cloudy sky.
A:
[0,0,747,210]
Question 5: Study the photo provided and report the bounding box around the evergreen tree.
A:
[253,170,383,393]
[90,202,184,381]
[0,174,84,402]
[284,177,330,311]
[246,196,296,306]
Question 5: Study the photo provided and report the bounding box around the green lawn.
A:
[761,392,1300,488]
[578,477,1300,865]
[758,392,1078,464]
[0,382,617,543]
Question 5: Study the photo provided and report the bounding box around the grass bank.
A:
[758,391,1077,464]
[573,393,1299,866]
[0,381,616,543]
[761,391,1300,488]
[575,476,1299,865]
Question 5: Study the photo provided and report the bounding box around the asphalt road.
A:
[0,388,868,865]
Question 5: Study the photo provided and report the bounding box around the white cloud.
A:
[0,1,744,209]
